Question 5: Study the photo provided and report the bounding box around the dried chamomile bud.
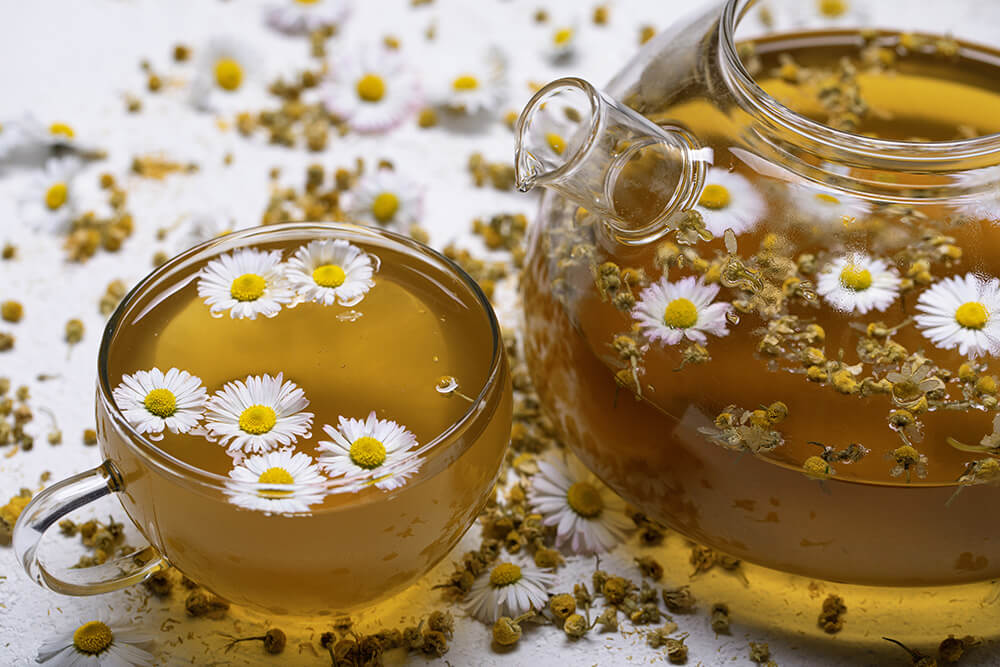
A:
[749,641,771,663]
[662,585,697,613]
[595,607,618,632]
[818,594,846,634]
[562,613,589,639]
[635,555,663,580]
[184,588,229,618]
[710,603,730,634]
[1,301,23,323]
[665,633,689,663]
[492,616,522,646]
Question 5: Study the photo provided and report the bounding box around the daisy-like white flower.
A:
[112,367,208,439]
[0,119,21,159]
[190,37,262,111]
[197,248,293,319]
[545,20,579,60]
[285,239,376,306]
[317,411,422,491]
[816,253,901,314]
[6,114,102,155]
[204,372,314,453]
[348,168,422,230]
[265,0,351,35]
[322,46,419,133]
[693,168,767,238]
[915,273,1000,358]
[467,559,556,624]
[787,183,871,229]
[633,275,732,346]
[440,47,507,114]
[226,449,326,514]
[528,453,631,554]
[36,614,154,666]
[173,210,233,255]
[810,0,870,27]
[18,156,82,232]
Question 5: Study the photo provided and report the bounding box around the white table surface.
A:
[0,1,996,665]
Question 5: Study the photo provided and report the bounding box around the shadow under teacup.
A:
[14,223,512,615]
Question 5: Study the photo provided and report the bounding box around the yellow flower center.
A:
[73,621,113,655]
[814,192,841,205]
[838,265,872,291]
[956,301,989,330]
[214,58,244,92]
[356,73,386,102]
[257,466,295,497]
[230,273,266,301]
[566,481,603,518]
[663,297,698,329]
[452,74,480,91]
[312,263,346,288]
[546,133,566,155]
[349,436,387,469]
[489,562,522,587]
[239,405,277,435]
[45,182,68,210]
[294,0,321,4]
[372,192,400,223]
[818,0,848,18]
[49,122,75,139]
[553,27,574,46]
[698,184,731,210]
[144,388,177,418]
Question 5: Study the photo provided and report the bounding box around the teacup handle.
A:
[13,460,166,595]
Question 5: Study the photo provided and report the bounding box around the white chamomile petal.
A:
[36,612,154,666]
[196,247,293,319]
[18,156,83,233]
[173,210,234,255]
[322,45,419,133]
[466,559,556,624]
[317,410,422,491]
[915,273,1000,358]
[440,47,507,114]
[787,183,871,228]
[633,275,732,347]
[204,372,314,453]
[112,367,208,440]
[285,238,377,306]
[693,168,766,238]
[545,19,579,60]
[226,449,327,514]
[265,0,351,35]
[816,253,901,314]
[2,114,100,156]
[348,168,423,230]
[528,453,631,555]
[190,36,264,112]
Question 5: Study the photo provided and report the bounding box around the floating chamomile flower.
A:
[348,168,422,230]
[915,273,1000,358]
[197,248,293,319]
[545,20,579,60]
[693,168,766,238]
[440,47,507,114]
[113,367,208,439]
[204,372,314,453]
[633,276,732,346]
[317,411,422,491]
[787,183,871,228]
[265,0,351,35]
[36,614,154,666]
[18,156,82,232]
[226,449,326,514]
[528,453,631,554]
[816,253,901,314]
[322,46,419,133]
[285,239,376,306]
[467,559,556,624]
[190,37,262,111]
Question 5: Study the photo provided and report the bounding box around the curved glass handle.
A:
[13,460,165,595]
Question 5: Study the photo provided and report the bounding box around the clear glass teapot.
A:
[517,0,1000,588]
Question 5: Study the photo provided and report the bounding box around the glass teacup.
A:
[14,223,512,615]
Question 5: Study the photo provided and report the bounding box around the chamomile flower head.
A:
[804,0,870,27]
[693,168,767,238]
[190,36,263,111]
[285,239,376,306]
[787,183,871,229]
[265,0,351,35]
[545,19,579,60]
[633,275,732,346]
[915,273,1000,358]
[112,367,208,440]
[18,156,82,232]
[322,46,419,133]
[467,559,556,624]
[440,47,507,114]
[226,449,326,514]
[528,453,631,554]
[36,613,154,666]
[317,411,422,491]
[173,210,233,255]
[204,372,314,453]
[816,253,901,314]
[348,168,422,230]
[197,248,293,319]
[11,114,102,155]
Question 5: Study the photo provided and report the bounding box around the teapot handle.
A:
[13,460,166,595]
